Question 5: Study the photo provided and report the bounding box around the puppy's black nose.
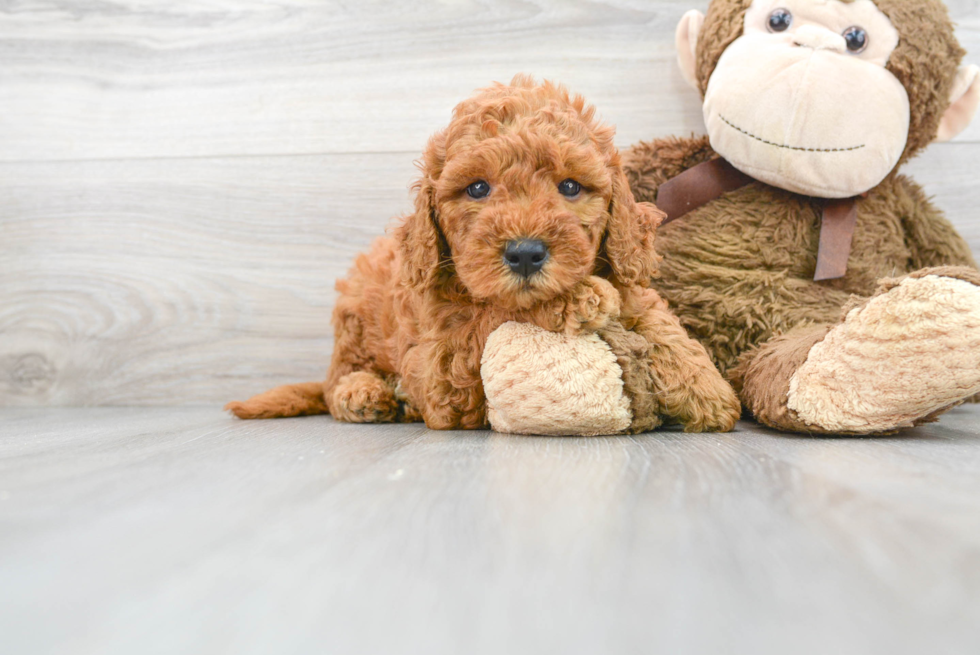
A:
[504,239,549,278]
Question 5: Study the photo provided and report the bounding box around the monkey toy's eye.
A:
[767,8,792,33]
[466,180,491,199]
[558,179,582,197]
[843,26,869,54]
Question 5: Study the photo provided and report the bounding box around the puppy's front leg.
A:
[630,304,741,433]
[398,338,489,430]
[530,276,622,335]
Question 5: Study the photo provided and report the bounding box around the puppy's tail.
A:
[225,381,329,419]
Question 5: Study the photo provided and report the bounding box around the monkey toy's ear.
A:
[675,10,705,92]
[935,65,980,143]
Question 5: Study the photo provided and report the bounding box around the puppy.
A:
[227,76,740,432]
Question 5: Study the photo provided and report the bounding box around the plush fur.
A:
[228,78,741,433]
[480,322,634,436]
[695,0,963,166]
[627,135,978,377]
[626,136,980,433]
[787,272,980,432]
[624,0,980,434]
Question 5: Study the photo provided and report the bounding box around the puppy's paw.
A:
[677,378,742,433]
[564,276,621,334]
[330,372,399,423]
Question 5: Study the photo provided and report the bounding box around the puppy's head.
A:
[399,76,664,309]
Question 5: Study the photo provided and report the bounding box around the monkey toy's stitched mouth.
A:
[719,115,866,153]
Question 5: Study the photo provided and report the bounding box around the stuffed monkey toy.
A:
[622,0,980,434]
[485,0,980,435]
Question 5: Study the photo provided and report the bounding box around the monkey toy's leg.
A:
[480,313,741,436]
[733,267,980,434]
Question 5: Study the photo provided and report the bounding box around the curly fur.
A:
[228,77,739,432]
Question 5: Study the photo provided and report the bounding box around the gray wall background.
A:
[2,0,978,406]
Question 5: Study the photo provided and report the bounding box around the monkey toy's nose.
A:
[792,25,847,53]
[504,239,549,278]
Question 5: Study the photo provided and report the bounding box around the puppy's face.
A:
[428,84,617,310]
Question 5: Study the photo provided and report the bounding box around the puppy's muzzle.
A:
[504,239,549,279]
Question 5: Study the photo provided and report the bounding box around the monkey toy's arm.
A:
[622,135,717,205]
[895,175,979,271]
[625,136,979,273]
[398,277,624,431]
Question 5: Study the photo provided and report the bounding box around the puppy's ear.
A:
[603,167,664,286]
[398,175,448,293]
[399,131,453,294]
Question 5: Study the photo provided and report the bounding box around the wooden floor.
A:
[2,407,980,655]
[3,3,980,652]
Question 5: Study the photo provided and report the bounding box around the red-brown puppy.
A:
[228,77,740,432]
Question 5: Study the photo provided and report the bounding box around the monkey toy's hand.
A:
[480,321,634,436]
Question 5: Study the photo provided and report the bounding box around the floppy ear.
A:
[397,176,449,293]
[396,131,454,294]
[604,167,665,287]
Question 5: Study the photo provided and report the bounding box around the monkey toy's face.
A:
[707,0,907,197]
[677,0,980,200]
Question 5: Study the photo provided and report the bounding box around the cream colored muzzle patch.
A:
[703,35,909,198]
[703,0,908,198]
[788,276,980,433]
[481,322,632,436]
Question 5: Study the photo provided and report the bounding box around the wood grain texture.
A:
[0,0,979,406]
[0,154,415,405]
[2,147,978,406]
[0,0,703,161]
[1,0,977,163]
[905,144,980,253]
[1,407,979,655]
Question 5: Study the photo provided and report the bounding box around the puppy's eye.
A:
[466,180,491,199]
[558,179,582,197]
[767,8,792,33]
[843,26,869,53]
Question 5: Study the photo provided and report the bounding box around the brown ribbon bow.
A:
[655,158,859,282]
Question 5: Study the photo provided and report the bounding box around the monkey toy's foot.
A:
[481,322,634,436]
[787,268,980,434]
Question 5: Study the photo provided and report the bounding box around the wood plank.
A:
[2,146,978,407]
[0,154,415,406]
[905,143,980,256]
[1,0,978,163]
[1,407,979,654]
